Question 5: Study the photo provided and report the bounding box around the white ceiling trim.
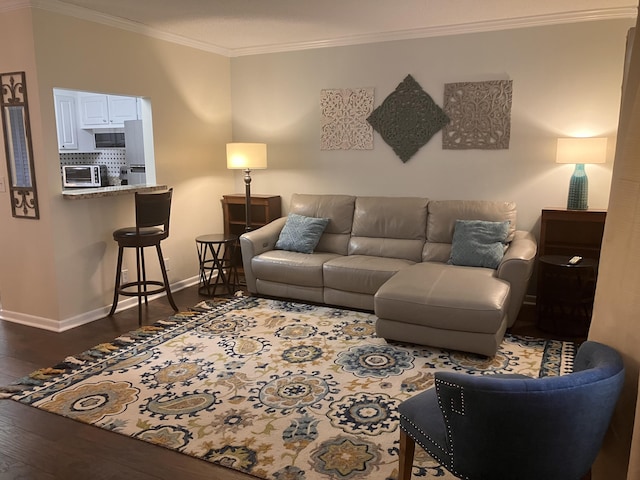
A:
[27,0,233,56]
[231,7,638,57]
[4,1,638,58]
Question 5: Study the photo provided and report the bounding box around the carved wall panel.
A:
[367,74,449,163]
[320,88,374,150]
[442,80,512,150]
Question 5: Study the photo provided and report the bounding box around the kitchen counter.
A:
[62,184,168,200]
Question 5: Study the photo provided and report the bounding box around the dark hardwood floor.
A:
[0,286,584,480]
[0,286,256,480]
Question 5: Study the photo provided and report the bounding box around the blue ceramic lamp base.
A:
[567,163,588,210]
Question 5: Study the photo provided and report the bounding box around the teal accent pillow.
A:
[449,219,510,269]
[275,213,330,254]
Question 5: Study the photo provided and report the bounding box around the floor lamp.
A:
[556,137,607,210]
[226,143,268,231]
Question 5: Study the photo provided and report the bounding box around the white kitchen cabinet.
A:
[54,93,78,150]
[79,94,138,128]
[79,94,108,126]
[108,96,138,125]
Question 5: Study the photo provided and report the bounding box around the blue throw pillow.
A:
[275,213,330,254]
[449,219,510,269]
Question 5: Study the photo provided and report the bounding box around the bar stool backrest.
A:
[135,188,173,237]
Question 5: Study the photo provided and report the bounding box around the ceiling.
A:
[6,0,639,56]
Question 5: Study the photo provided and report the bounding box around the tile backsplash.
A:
[60,150,127,186]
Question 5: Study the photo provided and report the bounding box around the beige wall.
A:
[0,8,60,323]
[0,7,233,328]
[229,20,633,235]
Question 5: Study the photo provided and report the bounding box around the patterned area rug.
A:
[1,296,575,480]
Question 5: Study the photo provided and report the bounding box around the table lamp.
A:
[556,137,607,210]
[226,143,267,231]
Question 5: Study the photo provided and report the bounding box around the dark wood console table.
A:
[536,208,606,336]
[221,194,282,273]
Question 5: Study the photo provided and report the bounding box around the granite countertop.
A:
[62,184,169,199]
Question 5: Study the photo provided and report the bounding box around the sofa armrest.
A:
[239,216,287,292]
[497,230,537,327]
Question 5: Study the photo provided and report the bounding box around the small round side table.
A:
[195,234,238,297]
[536,254,598,337]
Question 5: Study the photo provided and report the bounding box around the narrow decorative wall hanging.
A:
[442,80,513,150]
[367,74,449,163]
[320,88,374,150]
[1,71,39,219]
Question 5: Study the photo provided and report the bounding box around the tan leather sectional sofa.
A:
[239,194,537,356]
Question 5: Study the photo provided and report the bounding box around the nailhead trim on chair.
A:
[399,379,473,479]
[399,416,450,463]
[400,415,470,480]
[437,379,465,416]
[435,379,470,480]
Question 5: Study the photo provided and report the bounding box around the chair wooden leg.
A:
[108,246,124,316]
[399,429,415,480]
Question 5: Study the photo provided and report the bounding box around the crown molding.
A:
[18,0,233,56]
[230,7,638,57]
[0,0,30,11]
[2,1,636,58]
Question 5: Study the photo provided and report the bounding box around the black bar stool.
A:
[108,188,178,325]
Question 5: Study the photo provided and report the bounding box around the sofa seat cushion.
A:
[324,255,415,295]
[374,262,510,334]
[252,251,341,287]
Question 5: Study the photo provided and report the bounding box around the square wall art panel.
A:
[320,87,374,150]
[442,80,513,150]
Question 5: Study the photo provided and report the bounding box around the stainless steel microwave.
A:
[62,165,108,188]
[94,132,125,148]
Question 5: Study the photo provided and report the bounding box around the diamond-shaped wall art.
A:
[320,87,374,150]
[367,74,449,163]
[442,80,513,150]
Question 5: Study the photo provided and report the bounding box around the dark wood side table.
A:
[538,208,606,258]
[195,234,238,297]
[221,194,282,273]
[536,209,606,337]
[536,255,598,336]
[222,194,282,234]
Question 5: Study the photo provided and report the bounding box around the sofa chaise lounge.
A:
[239,194,537,356]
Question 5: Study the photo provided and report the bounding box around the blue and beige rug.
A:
[1,296,575,479]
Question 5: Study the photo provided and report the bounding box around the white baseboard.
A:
[0,281,538,331]
[0,275,199,332]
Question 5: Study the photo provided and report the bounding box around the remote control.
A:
[568,256,582,265]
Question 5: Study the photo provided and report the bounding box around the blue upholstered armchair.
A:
[398,341,625,480]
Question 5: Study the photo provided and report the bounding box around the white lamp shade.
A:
[226,143,267,170]
[556,137,607,164]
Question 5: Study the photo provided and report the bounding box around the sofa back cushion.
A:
[423,200,517,262]
[289,194,356,255]
[349,196,428,262]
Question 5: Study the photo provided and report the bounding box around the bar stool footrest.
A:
[118,280,167,297]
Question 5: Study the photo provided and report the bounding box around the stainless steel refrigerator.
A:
[124,119,146,185]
